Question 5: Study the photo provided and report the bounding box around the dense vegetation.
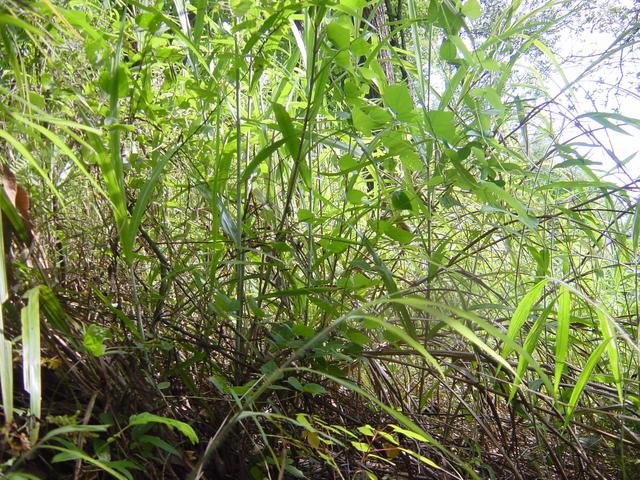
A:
[1,0,639,478]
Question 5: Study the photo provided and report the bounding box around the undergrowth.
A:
[0,0,639,479]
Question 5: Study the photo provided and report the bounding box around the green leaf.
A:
[478,181,538,232]
[346,189,367,205]
[390,424,428,442]
[217,198,241,245]
[58,6,100,38]
[352,441,370,452]
[22,286,41,440]
[471,87,504,111]
[596,310,623,403]
[338,153,359,171]
[0,130,63,203]
[0,338,13,424]
[4,472,42,480]
[137,435,180,457]
[509,305,553,402]
[553,287,571,397]
[230,0,252,17]
[129,412,198,444]
[565,339,610,422]
[632,199,640,252]
[432,1,463,35]
[577,111,640,135]
[341,0,366,10]
[302,383,326,396]
[439,39,457,61]
[83,324,110,357]
[292,323,315,338]
[351,37,370,57]
[357,314,443,377]
[502,280,547,360]
[391,190,412,211]
[241,138,286,183]
[383,84,413,116]
[538,180,617,191]
[99,65,129,97]
[424,110,457,143]
[287,376,304,391]
[345,329,370,346]
[368,106,393,126]
[297,208,314,223]
[351,107,374,136]
[461,0,481,20]
[378,220,414,243]
[385,298,530,378]
[0,211,8,303]
[46,446,129,480]
[0,13,44,35]
[0,188,29,247]
[273,103,299,159]
[326,21,351,50]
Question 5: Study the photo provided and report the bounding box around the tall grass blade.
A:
[0,209,8,304]
[565,338,610,423]
[0,214,11,424]
[502,279,547,360]
[509,304,553,402]
[554,287,570,397]
[0,338,12,425]
[596,310,623,403]
[632,199,640,253]
[21,286,41,441]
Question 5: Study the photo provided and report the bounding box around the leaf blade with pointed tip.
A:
[272,103,299,159]
[129,412,198,444]
[502,280,547,360]
[565,339,610,423]
[632,199,640,253]
[596,311,623,403]
[554,287,570,397]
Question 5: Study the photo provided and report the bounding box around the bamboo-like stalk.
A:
[234,17,246,383]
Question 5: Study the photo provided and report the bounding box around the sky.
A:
[543,1,640,187]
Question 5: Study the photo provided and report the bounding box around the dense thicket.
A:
[1,1,639,479]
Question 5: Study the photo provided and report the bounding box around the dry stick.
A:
[73,391,98,480]
[276,442,288,480]
[438,379,525,480]
[188,307,359,480]
[525,406,570,480]
[447,366,600,478]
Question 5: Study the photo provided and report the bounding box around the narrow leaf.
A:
[0,338,13,424]
[129,412,198,444]
[21,286,41,441]
[272,103,299,159]
[502,280,547,360]
[554,287,571,397]
[565,339,610,422]
[596,311,623,403]
[632,199,640,252]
